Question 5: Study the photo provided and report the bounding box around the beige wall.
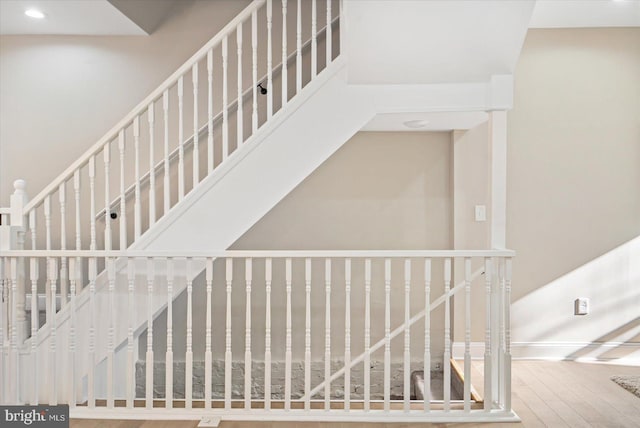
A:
[0,0,251,202]
[507,28,640,355]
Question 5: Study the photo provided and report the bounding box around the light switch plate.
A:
[475,205,486,222]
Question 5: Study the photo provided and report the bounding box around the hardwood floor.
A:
[70,360,640,428]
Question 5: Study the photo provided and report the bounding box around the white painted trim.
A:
[453,341,640,362]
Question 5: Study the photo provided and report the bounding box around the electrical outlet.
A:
[574,297,589,315]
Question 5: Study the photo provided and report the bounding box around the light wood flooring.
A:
[70,360,640,428]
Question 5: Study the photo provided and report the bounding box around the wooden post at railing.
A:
[224,258,233,410]
[118,130,127,249]
[29,257,38,405]
[166,258,174,409]
[244,258,252,410]
[304,258,311,411]
[323,258,331,411]
[424,258,431,412]
[9,257,19,404]
[9,180,28,343]
[384,258,391,412]
[264,258,272,410]
[285,258,292,410]
[48,257,58,405]
[326,0,332,64]
[344,258,351,411]
[281,0,288,107]
[0,258,5,404]
[178,77,185,201]
[147,104,157,227]
[163,90,170,215]
[222,37,229,160]
[237,23,244,148]
[145,258,155,409]
[73,172,82,291]
[364,258,371,412]
[484,257,493,411]
[68,258,78,407]
[192,64,200,187]
[133,117,142,239]
[44,196,52,325]
[207,50,214,174]
[87,257,97,408]
[89,157,97,250]
[204,258,213,409]
[504,258,513,412]
[251,10,258,134]
[59,183,68,307]
[186,258,194,409]
[266,0,273,119]
[29,211,36,251]
[311,0,317,77]
[107,257,116,408]
[296,0,302,93]
[126,259,135,409]
[443,258,451,411]
[103,144,112,251]
[403,259,411,413]
[464,257,472,413]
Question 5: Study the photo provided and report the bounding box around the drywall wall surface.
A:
[507,28,640,358]
[0,0,251,202]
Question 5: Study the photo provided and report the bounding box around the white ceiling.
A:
[530,0,640,29]
[0,0,147,35]
[362,112,489,133]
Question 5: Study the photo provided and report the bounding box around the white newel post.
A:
[10,180,28,344]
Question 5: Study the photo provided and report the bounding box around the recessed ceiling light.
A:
[25,9,46,19]
[403,119,430,129]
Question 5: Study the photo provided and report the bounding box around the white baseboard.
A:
[452,341,640,362]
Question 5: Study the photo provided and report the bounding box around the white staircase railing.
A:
[0,249,516,423]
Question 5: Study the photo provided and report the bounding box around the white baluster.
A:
[244,258,252,409]
[68,258,77,407]
[384,258,391,412]
[444,258,452,411]
[266,0,273,119]
[205,259,213,409]
[29,210,36,251]
[163,90,170,215]
[311,0,317,77]
[484,257,493,411]
[505,258,513,412]
[326,0,332,64]
[264,258,272,410]
[44,196,51,324]
[44,195,51,252]
[89,157,96,251]
[107,257,115,408]
[29,257,38,404]
[237,23,244,147]
[48,258,58,405]
[225,258,233,410]
[133,116,141,239]
[73,171,82,292]
[296,0,302,93]
[166,258,174,409]
[344,258,351,411]
[222,36,229,160]
[192,64,200,187]
[118,130,127,249]
[207,50,214,174]
[145,258,155,409]
[10,258,19,404]
[424,258,431,412]
[148,103,156,226]
[58,183,68,306]
[127,259,135,409]
[104,144,112,250]
[251,10,258,133]
[324,258,331,410]
[186,258,194,409]
[304,258,311,411]
[464,257,472,412]
[285,258,292,411]
[87,257,97,407]
[403,259,411,413]
[281,0,288,106]
[0,259,5,403]
[364,259,371,412]
[178,77,185,200]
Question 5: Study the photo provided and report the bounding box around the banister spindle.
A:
[145,258,155,409]
[58,183,68,306]
[29,210,36,251]
[186,258,194,409]
[44,195,51,252]
[29,257,38,404]
[73,171,81,251]
[296,0,302,93]
[118,130,127,249]
[192,64,200,187]
[324,258,331,411]
[0,259,5,403]
[424,258,431,412]
[237,23,244,147]
[133,116,141,239]
[326,0,332,65]
[68,258,79,407]
[44,196,52,325]
[163,90,170,215]
[251,10,258,133]
[344,258,351,411]
[384,258,391,412]
[285,258,292,411]
[222,36,229,160]
[364,259,371,412]
[311,0,317,77]
[264,258,272,410]
[205,259,213,409]
[87,257,97,407]
[244,258,252,410]
[89,156,96,251]
[148,103,156,226]
[444,258,452,412]
[107,257,115,408]
[48,258,58,405]
[403,259,411,413]
[281,0,288,106]
[166,258,174,409]
[126,259,135,409]
[266,0,273,119]
[207,50,214,174]
[304,258,311,411]
[464,257,472,412]
[178,77,185,200]
[104,143,112,250]
[224,258,233,410]
[484,257,493,411]
[505,258,513,412]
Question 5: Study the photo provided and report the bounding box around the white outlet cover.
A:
[475,205,486,222]
[574,297,590,315]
